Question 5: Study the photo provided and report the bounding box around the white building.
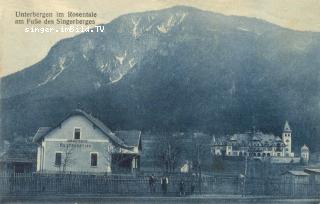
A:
[212,121,302,159]
[33,109,142,174]
[301,145,310,164]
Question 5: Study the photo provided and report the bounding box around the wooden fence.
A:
[246,177,320,198]
[0,173,319,198]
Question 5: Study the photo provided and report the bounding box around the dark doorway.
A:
[111,154,134,173]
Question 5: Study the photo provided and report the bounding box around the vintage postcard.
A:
[0,0,319,203]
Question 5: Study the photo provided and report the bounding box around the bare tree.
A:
[55,144,75,173]
[189,133,212,194]
[153,132,182,173]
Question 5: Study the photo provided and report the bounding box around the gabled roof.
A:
[301,144,309,151]
[33,109,133,149]
[283,170,309,176]
[0,140,37,163]
[283,121,292,132]
[214,132,285,147]
[304,168,320,175]
[275,136,282,141]
[251,135,261,141]
[115,130,141,148]
[33,127,51,142]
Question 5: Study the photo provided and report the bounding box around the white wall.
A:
[38,115,120,173]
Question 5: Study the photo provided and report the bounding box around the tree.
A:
[55,144,75,173]
[153,132,182,173]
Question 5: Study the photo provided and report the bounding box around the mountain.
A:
[1,6,320,151]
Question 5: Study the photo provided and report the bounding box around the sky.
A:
[0,0,320,77]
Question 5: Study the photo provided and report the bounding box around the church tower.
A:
[282,121,293,157]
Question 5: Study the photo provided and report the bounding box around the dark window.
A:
[91,153,97,167]
[74,128,81,139]
[55,152,62,166]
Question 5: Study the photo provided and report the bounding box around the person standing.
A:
[179,179,185,196]
[149,175,154,194]
[161,176,168,195]
[190,180,195,195]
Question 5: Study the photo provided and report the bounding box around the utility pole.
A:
[197,144,202,194]
[243,155,248,197]
[168,143,171,172]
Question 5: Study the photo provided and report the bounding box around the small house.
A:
[304,168,320,196]
[33,109,142,174]
[0,140,37,174]
[281,170,310,197]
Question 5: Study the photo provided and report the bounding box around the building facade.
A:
[212,121,301,159]
[281,170,310,197]
[0,140,36,174]
[301,145,310,164]
[33,109,141,174]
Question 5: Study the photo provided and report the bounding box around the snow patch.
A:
[109,70,123,84]
[129,58,136,68]
[98,61,109,74]
[108,56,136,84]
[51,57,66,80]
[237,27,250,32]
[115,51,127,65]
[37,57,66,87]
[157,25,168,33]
[131,18,141,38]
[157,13,187,34]
[146,25,153,31]
[179,13,187,24]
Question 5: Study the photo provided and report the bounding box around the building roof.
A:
[301,144,309,151]
[115,130,141,148]
[33,127,51,142]
[0,140,37,163]
[283,170,309,176]
[304,168,320,175]
[283,121,292,132]
[213,131,285,147]
[33,109,134,150]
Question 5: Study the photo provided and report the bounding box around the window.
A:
[91,153,98,167]
[74,128,81,139]
[55,152,62,166]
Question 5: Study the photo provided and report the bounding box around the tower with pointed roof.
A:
[282,121,293,157]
